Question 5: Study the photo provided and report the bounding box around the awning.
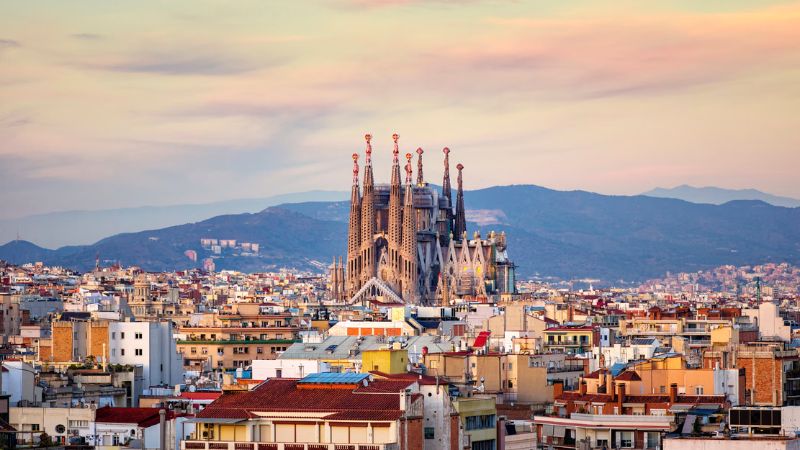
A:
[182,418,245,424]
[669,404,692,413]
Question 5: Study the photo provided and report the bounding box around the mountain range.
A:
[642,185,800,208]
[1,184,799,282]
[0,190,348,249]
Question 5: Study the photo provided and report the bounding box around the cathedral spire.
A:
[454,163,466,241]
[442,147,452,204]
[401,152,418,302]
[416,147,424,186]
[345,152,361,298]
[360,134,377,282]
[387,133,403,288]
[441,147,453,242]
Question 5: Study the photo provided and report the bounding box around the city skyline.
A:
[2,0,800,219]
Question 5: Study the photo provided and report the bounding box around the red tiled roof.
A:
[584,369,607,379]
[558,392,613,403]
[180,392,223,401]
[95,407,175,428]
[197,378,411,421]
[614,371,642,382]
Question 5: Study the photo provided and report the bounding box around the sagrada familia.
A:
[329,134,516,305]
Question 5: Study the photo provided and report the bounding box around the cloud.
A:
[71,33,103,40]
[324,6,800,103]
[329,0,500,8]
[0,38,20,48]
[0,113,32,128]
[81,49,278,76]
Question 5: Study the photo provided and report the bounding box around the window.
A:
[121,349,125,356]
[191,347,197,355]
[276,369,282,378]
[113,435,120,446]
[646,432,659,449]
[30,424,40,431]
[508,380,513,388]
[135,348,143,356]
[202,347,208,355]
[471,440,495,450]
[465,414,495,430]
[135,332,143,339]
[695,386,704,395]
[508,363,513,371]
[256,347,263,354]
[424,427,435,439]
[616,431,633,448]
[120,332,125,339]
[111,332,116,339]
[111,349,116,356]
[69,420,89,429]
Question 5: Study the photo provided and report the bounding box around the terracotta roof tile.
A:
[197,378,410,421]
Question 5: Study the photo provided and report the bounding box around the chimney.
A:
[159,409,166,450]
[552,379,564,399]
[579,380,587,395]
[400,388,410,412]
[669,383,678,404]
[610,381,617,402]
[617,383,626,411]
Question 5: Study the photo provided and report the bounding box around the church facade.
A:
[330,134,516,305]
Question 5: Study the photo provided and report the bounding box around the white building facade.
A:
[107,321,183,388]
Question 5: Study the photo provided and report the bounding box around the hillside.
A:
[0,207,347,273]
[0,190,348,248]
[2,185,800,281]
[642,185,800,208]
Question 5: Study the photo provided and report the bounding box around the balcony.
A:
[547,365,585,373]
[181,442,399,450]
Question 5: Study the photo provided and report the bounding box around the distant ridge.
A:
[3,184,799,281]
[642,185,800,208]
[0,190,348,248]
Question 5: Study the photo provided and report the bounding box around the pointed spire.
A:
[346,152,362,298]
[387,133,403,289]
[405,153,413,185]
[416,147,424,186]
[454,163,466,241]
[364,133,373,165]
[442,147,452,203]
[360,133,377,282]
[352,153,359,185]
[402,152,418,303]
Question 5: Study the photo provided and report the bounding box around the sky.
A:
[1,0,799,220]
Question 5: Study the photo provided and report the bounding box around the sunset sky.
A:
[2,0,799,219]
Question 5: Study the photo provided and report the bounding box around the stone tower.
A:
[441,147,453,244]
[346,153,361,298]
[454,163,467,241]
[401,153,418,302]
[386,133,403,290]
[359,134,377,284]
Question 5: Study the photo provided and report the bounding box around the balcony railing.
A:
[182,441,399,450]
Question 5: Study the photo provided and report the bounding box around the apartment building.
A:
[108,321,183,389]
[183,373,432,450]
